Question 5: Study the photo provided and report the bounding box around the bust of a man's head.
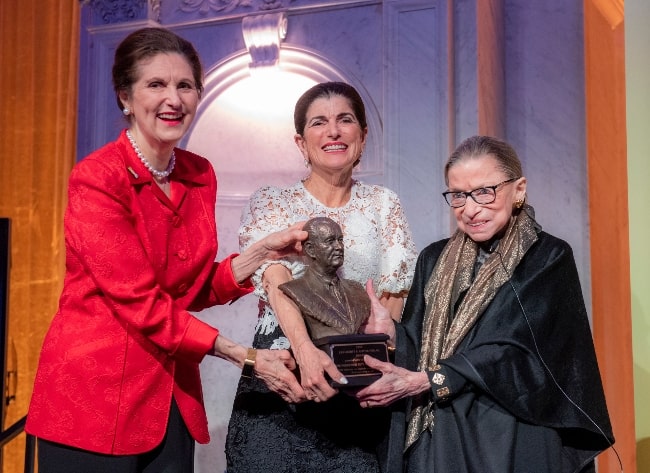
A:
[277,217,371,339]
[303,217,344,277]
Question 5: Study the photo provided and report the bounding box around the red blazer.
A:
[26,130,252,455]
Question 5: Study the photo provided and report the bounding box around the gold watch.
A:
[241,348,257,379]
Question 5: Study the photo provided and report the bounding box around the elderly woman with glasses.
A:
[356,135,615,473]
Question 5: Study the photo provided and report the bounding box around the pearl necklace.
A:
[126,130,175,180]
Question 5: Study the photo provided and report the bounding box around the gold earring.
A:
[514,199,524,209]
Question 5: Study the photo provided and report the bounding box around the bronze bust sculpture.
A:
[279,217,370,340]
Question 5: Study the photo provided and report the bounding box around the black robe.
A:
[381,231,614,473]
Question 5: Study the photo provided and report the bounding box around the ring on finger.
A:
[365,400,371,408]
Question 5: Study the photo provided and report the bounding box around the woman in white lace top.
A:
[226,82,417,473]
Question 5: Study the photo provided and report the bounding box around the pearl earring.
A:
[123,108,130,116]
[304,159,310,168]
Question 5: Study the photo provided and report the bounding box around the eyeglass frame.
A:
[442,178,517,208]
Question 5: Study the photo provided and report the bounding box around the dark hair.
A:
[444,135,523,184]
[293,82,367,136]
[111,27,204,112]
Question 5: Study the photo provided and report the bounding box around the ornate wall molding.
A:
[80,0,160,25]
[80,1,380,27]
[169,1,377,23]
[178,0,296,15]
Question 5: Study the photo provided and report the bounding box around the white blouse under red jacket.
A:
[26,130,252,454]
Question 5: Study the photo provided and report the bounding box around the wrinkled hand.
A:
[355,355,429,408]
[253,349,307,403]
[261,222,308,260]
[361,280,396,344]
[293,340,346,403]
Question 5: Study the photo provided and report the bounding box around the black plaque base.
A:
[313,333,389,388]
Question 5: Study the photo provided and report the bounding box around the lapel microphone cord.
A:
[494,250,623,472]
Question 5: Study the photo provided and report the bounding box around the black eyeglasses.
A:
[442,178,516,208]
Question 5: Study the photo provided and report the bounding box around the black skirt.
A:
[225,323,386,473]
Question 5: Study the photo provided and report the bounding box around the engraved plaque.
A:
[313,333,389,388]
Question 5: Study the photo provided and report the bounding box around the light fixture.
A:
[242,12,288,69]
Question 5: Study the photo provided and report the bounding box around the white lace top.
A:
[240,180,418,302]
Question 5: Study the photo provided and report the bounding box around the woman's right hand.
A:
[292,339,347,402]
[253,349,308,404]
[355,355,430,407]
[212,335,306,403]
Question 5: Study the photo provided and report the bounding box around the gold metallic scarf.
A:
[405,206,539,450]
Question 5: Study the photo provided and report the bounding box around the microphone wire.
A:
[494,250,622,472]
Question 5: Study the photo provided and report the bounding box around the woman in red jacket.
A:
[26,27,307,473]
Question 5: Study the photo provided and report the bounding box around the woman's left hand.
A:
[361,280,396,344]
[261,222,308,259]
[231,222,308,283]
[355,355,430,408]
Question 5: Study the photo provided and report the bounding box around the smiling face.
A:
[294,94,367,175]
[446,154,527,243]
[119,52,199,157]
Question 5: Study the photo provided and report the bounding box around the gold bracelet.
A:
[241,348,257,379]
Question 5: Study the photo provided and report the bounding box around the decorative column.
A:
[584,0,636,472]
[451,0,505,143]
